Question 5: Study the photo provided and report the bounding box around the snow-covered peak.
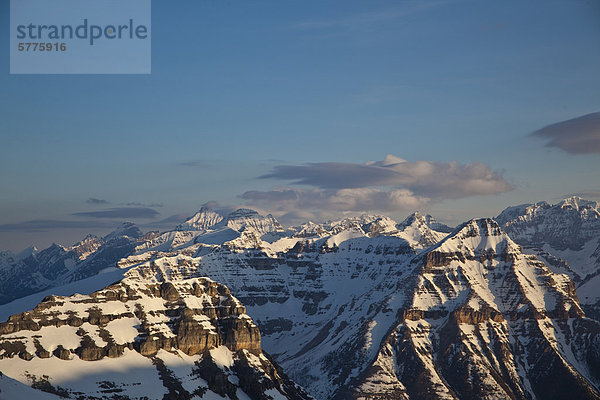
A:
[497,197,600,251]
[395,212,449,249]
[432,218,517,255]
[398,211,452,233]
[329,214,396,235]
[292,221,330,238]
[558,196,600,211]
[455,217,504,237]
[398,211,425,226]
[224,208,283,235]
[289,212,450,250]
[227,208,260,219]
[495,202,540,225]
[70,234,101,248]
[412,216,581,318]
[290,215,398,239]
[68,235,103,260]
[361,215,399,236]
[103,222,143,242]
[334,214,390,225]
[176,207,224,231]
[497,197,600,228]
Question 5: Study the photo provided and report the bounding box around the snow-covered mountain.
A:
[0,223,147,305]
[2,201,600,399]
[175,206,224,231]
[126,216,600,399]
[176,207,284,236]
[286,212,451,254]
[344,219,600,399]
[496,197,600,279]
[0,272,311,400]
[396,211,452,248]
[496,196,600,319]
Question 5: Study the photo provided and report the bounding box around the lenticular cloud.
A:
[532,112,600,154]
[244,155,512,214]
[259,155,512,198]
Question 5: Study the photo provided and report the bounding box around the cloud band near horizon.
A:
[243,154,512,215]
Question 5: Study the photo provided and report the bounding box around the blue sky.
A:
[1,0,599,251]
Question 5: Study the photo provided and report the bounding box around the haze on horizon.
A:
[1,0,599,251]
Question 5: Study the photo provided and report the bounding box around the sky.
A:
[0,0,599,251]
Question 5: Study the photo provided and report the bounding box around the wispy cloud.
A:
[177,160,211,167]
[73,207,159,219]
[123,202,164,208]
[532,112,600,154]
[86,198,109,205]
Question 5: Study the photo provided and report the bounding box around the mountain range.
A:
[0,197,599,399]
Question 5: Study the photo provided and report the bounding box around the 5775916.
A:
[17,42,66,51]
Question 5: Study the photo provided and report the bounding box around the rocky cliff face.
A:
[0,275,311,400]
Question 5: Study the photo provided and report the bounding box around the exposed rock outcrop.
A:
[0,276,311,400]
